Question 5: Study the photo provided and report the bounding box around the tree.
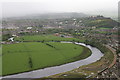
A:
[28,57,33,69]
[2,34,12,41]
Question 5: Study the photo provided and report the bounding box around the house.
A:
[27,27,32,30]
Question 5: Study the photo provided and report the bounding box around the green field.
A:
[2,35,91,76]
[15,35,85,42]
[2,42,91,76]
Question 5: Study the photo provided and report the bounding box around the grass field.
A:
[2,42,91,76]
[15,35,85,42]
[98,27,112,29]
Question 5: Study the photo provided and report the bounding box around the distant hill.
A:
[32,13,88,19]
[4,12,88,20]
[2,13,119,29]
[81,16,119,28]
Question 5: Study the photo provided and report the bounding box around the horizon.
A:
[1,0,119,18]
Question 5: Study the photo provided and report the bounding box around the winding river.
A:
[2,42,104,78]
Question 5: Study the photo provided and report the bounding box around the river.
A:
[1,42,104,78]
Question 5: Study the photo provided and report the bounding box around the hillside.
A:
[81,16,119,28]
[2,14,119,29]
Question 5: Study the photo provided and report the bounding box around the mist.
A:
[1,0,119,18]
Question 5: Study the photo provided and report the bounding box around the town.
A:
[1,14,120,79]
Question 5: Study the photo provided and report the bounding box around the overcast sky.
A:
[0,0,119,18]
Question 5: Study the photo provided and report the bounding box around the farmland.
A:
[2,41,91,76]
[14,35,85,42]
